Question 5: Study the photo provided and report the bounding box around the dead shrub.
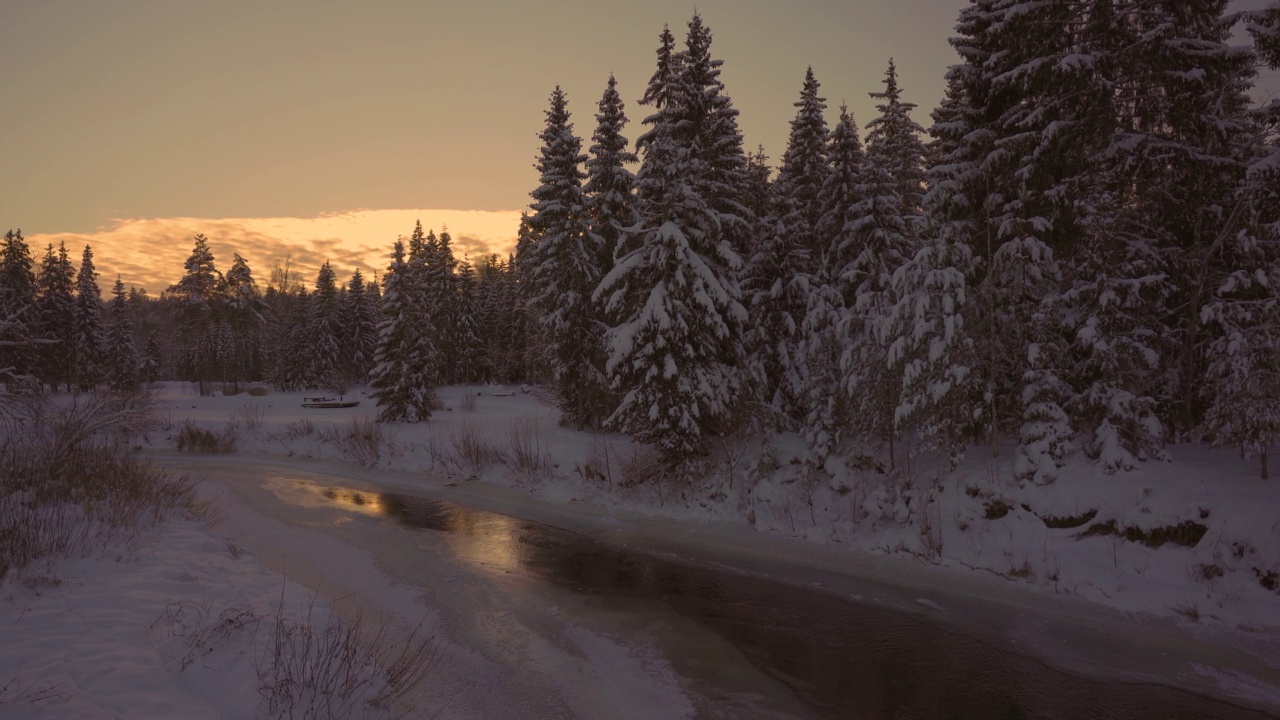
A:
[257,593,437,720]
[450,421,505,476]
[317,418,385,467]
[0,393,195,582]
[508,417,552,480]
[176,420,237,454]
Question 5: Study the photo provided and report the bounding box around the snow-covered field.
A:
[2,381,1278,717]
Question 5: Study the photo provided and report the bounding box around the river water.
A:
[297,482,1273,720]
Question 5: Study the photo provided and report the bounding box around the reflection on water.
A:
[307,484,1268,720]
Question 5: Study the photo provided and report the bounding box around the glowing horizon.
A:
[26,208,525,294]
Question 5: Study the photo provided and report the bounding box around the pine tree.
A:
[745,67,829,427]
[72,245,106,391]
[35,242,77,391]
[527,86,611,427]
[105,277,140,391]
[596,18,747,461]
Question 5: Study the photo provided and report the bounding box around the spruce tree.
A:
[452,258,483,384]
[527,86,611,427]
[105,277,140,391]
[0,230,38,383]
[584,75,639,272]
[35,242,76,391]
[307,261,344,387]
[803,106,865,462]
[72,245,106,391]
[745,67,829,427]
[140,331,163,385]
[370,230,440,422]
[223,253,263,388]
[864,59,927,217]
[341,269,378,382]
[596,19,747,461]
[168,235,226,391]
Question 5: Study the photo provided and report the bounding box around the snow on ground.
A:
[0,503,393,719]
[154,381,1280,639]
[4,381,1277,717]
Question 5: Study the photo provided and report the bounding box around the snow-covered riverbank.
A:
[4,382,1278,717]
[154,382,1280,637]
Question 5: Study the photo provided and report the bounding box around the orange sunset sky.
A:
[2,0,1276,293]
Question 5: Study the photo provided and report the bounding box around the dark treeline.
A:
[4,4,1279,480]
[0,229,529,402]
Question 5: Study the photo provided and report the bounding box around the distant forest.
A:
[3,5,1279,480]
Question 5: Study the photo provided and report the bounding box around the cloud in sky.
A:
[27,209,524,294]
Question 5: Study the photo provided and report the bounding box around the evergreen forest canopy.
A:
[3,3,1279,482]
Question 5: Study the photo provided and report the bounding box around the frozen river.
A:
[159,455,1280,719]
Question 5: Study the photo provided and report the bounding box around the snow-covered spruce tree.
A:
[512,213,546,383]
[35,242,76,391]
[741,145,773,228]
[140,330,163,385]
[306,261,344,388]
[864,59,927,218]
[370,232,439,422]
[584,74,639,272]
[420,228,461,383]
[104,277,140,391]
[883,50,982,469]
[222,253,263,388]
[1102,1,1258,439]
[680,14,753,261]
[340,269,378,382]
[745,67,829,428]
[803,106,864,463]
[595,19,747,463]
[636,24,679,151]
[1200,26,1280,480]
[453,257,483,384]
[168,234,226,392]
[837,138,918,468]
[72,245,106,391]
[526,87,612,428]
[0,229,38,382]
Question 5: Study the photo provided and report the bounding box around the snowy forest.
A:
[4,3,1280,482]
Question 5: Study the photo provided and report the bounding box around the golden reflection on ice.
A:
[264,476,523,576]
[437,506,522,575]
[263,476,385,517]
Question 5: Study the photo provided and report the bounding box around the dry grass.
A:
[0,392,196,582]
[233,403,267,431]
[152,590,438,719]
[575,434,615,487]
[317,418,385,467]
[507,416,552,480]
[176,420,237,454]
[257,591,437,720]
[450,421,506,476]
